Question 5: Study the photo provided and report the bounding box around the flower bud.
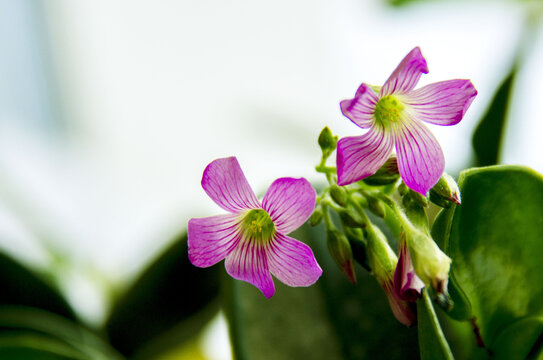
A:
[394,236,424,302]
[318,126,338,152]
[405,228,451,295]
[309,207,323,226]
[368,197,386,218]
[405,189,428,208]
[429,173,461,208]
[363,156,400,185]
[329,184,348,207]
[365,226,397,282]
[398,182,408,196]
[344,228,370,271]
[327,228,356,284]
[402,194,429,234]
[338,208,367,228]
[365,226,417,327]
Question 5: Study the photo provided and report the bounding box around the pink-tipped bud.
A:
[365,226,417,326]
[326,228,356,284]
[394,235,425,302]
[430,173,461,208]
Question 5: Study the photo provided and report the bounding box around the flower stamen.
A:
[241,209,275,242]
[374,95,405,126]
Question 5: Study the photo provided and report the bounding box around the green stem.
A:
[321,202,335,229]
[419,288,455,360]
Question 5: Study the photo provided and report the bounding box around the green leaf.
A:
[224,223,420,360]
[0,252,74,319]
[432,208,473,322]
[0,306,123,360]
[472,66,516,166]
[105,233,220,359]
[0,332,85,360]
[432,165,543,357]
[490,316,543,360]
[417,289,454,360]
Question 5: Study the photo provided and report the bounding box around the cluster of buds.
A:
[313,127,461,326]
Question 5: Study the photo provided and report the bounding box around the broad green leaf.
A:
[472,66,516,166]
[432,165,543,357]
[431,208,472,322]
[0,332,84,360]
[0,252,74,319]
[417,289,454,360]
[0,306,123,360]
[224,223,420,360]
[490,316,543,360]
[105,233,220,359]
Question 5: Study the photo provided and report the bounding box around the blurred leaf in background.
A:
[0,253,122,359]
[105,233,221,359]
[472,66,517,167]
[0,252,74,320]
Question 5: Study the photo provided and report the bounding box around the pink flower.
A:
[394,238,425,302]
[381,277,418,327]
[337,47,477,195]
[188,157,322,298]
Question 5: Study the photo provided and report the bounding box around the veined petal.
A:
[382,279,417,327]
[267,233,322,287]
[394,117,444,195]
[225,238,275,298]
[340,83,379,129]
[336,127,394,186]
[381,47,428,96]
[188,214,242,268]
[403,79,477,126]
[394,239,425,302]
[262,177,316,234]
[201,157,261,213]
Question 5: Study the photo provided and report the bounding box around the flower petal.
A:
[394,239,425,302]
[381,279,418,327]
[225,239,275,298]
[267,233,322,287]
[336,127,394,186]
[188,214,242,268]
[403,79,477,126]
[201,157,261,213]
[340,83,379,129]
[262,177,316,234]
[394,117,444,195]
[381,47,428,96]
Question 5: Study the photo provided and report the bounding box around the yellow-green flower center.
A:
[374,95,405,126]
[241,209,275,243]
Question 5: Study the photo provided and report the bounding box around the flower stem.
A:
[418,288,454,360]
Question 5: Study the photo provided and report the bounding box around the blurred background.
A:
[0,0,542,359]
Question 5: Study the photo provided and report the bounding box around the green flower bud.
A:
[309,207,324,226]
[344,228,370,271]
[405,189,428,208]
[429,173,461,208]
[402,194,429,234]
[366,225,417,327]
[368,197,386,218]
[398,182,408,196]
[338,208,367,228]
[329,184,348,207]
[318,126,338,152]
[365,226,398,282]
[363,156,400,186]
[405,228,451,294]
[327,228,356,284]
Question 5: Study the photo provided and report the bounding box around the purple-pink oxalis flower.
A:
[188,156,322,298]
[338,47,477,195]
